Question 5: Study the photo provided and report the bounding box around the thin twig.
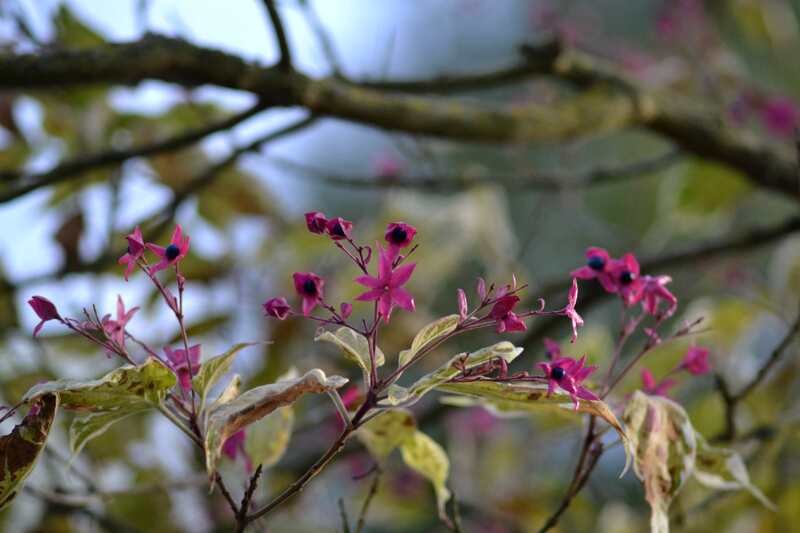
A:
[261,0,292,70]
[355,465,382,533]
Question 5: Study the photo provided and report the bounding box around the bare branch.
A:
[261,1,292,71]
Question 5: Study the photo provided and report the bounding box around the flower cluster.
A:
[264,215,419,324]
[640,344,712,398]
[571,247,677,320]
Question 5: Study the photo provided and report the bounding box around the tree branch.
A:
[0,102,267,202]
[261,1,292,71]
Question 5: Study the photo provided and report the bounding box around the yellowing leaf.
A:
[193,343,257,407]
[23,357,176,410]
[0,394,58,510]
[357,409,417,459]
[623,391,697,533]
[204,369,347,477]
[315,327,384,384]
[244,406,294,469]
[400,430,451,522]
[69,408,148,457]
[398,314,460,368]
[694,434,776,510]
[382,342,524,406]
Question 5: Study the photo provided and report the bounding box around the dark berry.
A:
[390,226,407,243]
[619,271,635,285]
[303,279,317,295]
[330,223,346,237]
[165,244,181,261]
[587,255,605,271]
[551,366,566,380]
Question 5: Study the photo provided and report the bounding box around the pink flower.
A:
[457,289,468,321]
[263,297,291,320]
[384,222,416,257]
[293,272,325,316]
[562,278,584,342]
[476,277,487,301]
[681,345,711,375]
[102,295,139,347]
[28,296,61,337]
[354,246,415,323]
[164,344,201,392]
[607,253,644,306]
[543,338,561,359]
[326,217,353,241]
[305,211,328,234]
[489,295,527,334]
[571,247,618,293]
[340,302,353,319]
[537,355,598,410]
[118,226,145,281]
[222,429,253,471]
[374,154,402,178]
[761,97,798,138]
[640,368,676,397]
[640,275,678,319]
[146,225,190,275]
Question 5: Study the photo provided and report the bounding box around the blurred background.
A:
[1,0,800,531]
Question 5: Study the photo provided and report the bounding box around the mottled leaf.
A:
[400,430,451,522]
[204,369,347,477]
[383,342,523,406]
[694,434,775,510]
[436,380,626,442]
[193,343,257,407]
[315,327,384,384]
[623,391,697,533]
[398,314,460,367]
[357,409,417,459]
[23,357,176,410]
[0,394,58,510]
[69,407,148,457]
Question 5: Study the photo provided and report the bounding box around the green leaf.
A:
[623,391,697,533]
[398,314,460,368]
[204,369,347,477]
[357,409,417,459]
[694,433,776,510]
[69,408,149,457]
[193,343,257,407]
[244,406,294,469]
[23,357,176,409]
[436,380,626,442]
[0,394,58,510]
[315,327,385,384]
[400,430,451,522]
[382,341,524,406]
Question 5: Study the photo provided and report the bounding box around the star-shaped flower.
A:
[164,344,201,392]
[489,295,527,333]
[354,246,415,323]
[118,226,145,281]
[538,355,598,410]
[146,225,190,275]
[102,295,139,347]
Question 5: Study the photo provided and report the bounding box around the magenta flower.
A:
[543,338,561,359]
[263,297,291,320]
[640,368,676,397]
[222,429,253,471]
[340,302,353,319]
[146,225,190,275]
[489,295,527,334]
[164,344,201,392]
[354,247,415,323]
[537,355,598,410]
[476,277,487,301]
[681,345,711,375]
[640,275,678,319]
[305,211,328,234]
[457,289,468,321]
[118,226,145,281]
[607,253,644,306]
[761,97,798,138]
[571,247,619,293]
[562,278,584,342]
[28,296,61,337]
[326,217,353,241]
[384,222,416,257]
[374,154,402,178]
[293,272,325,316]
[102,295,139,347]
